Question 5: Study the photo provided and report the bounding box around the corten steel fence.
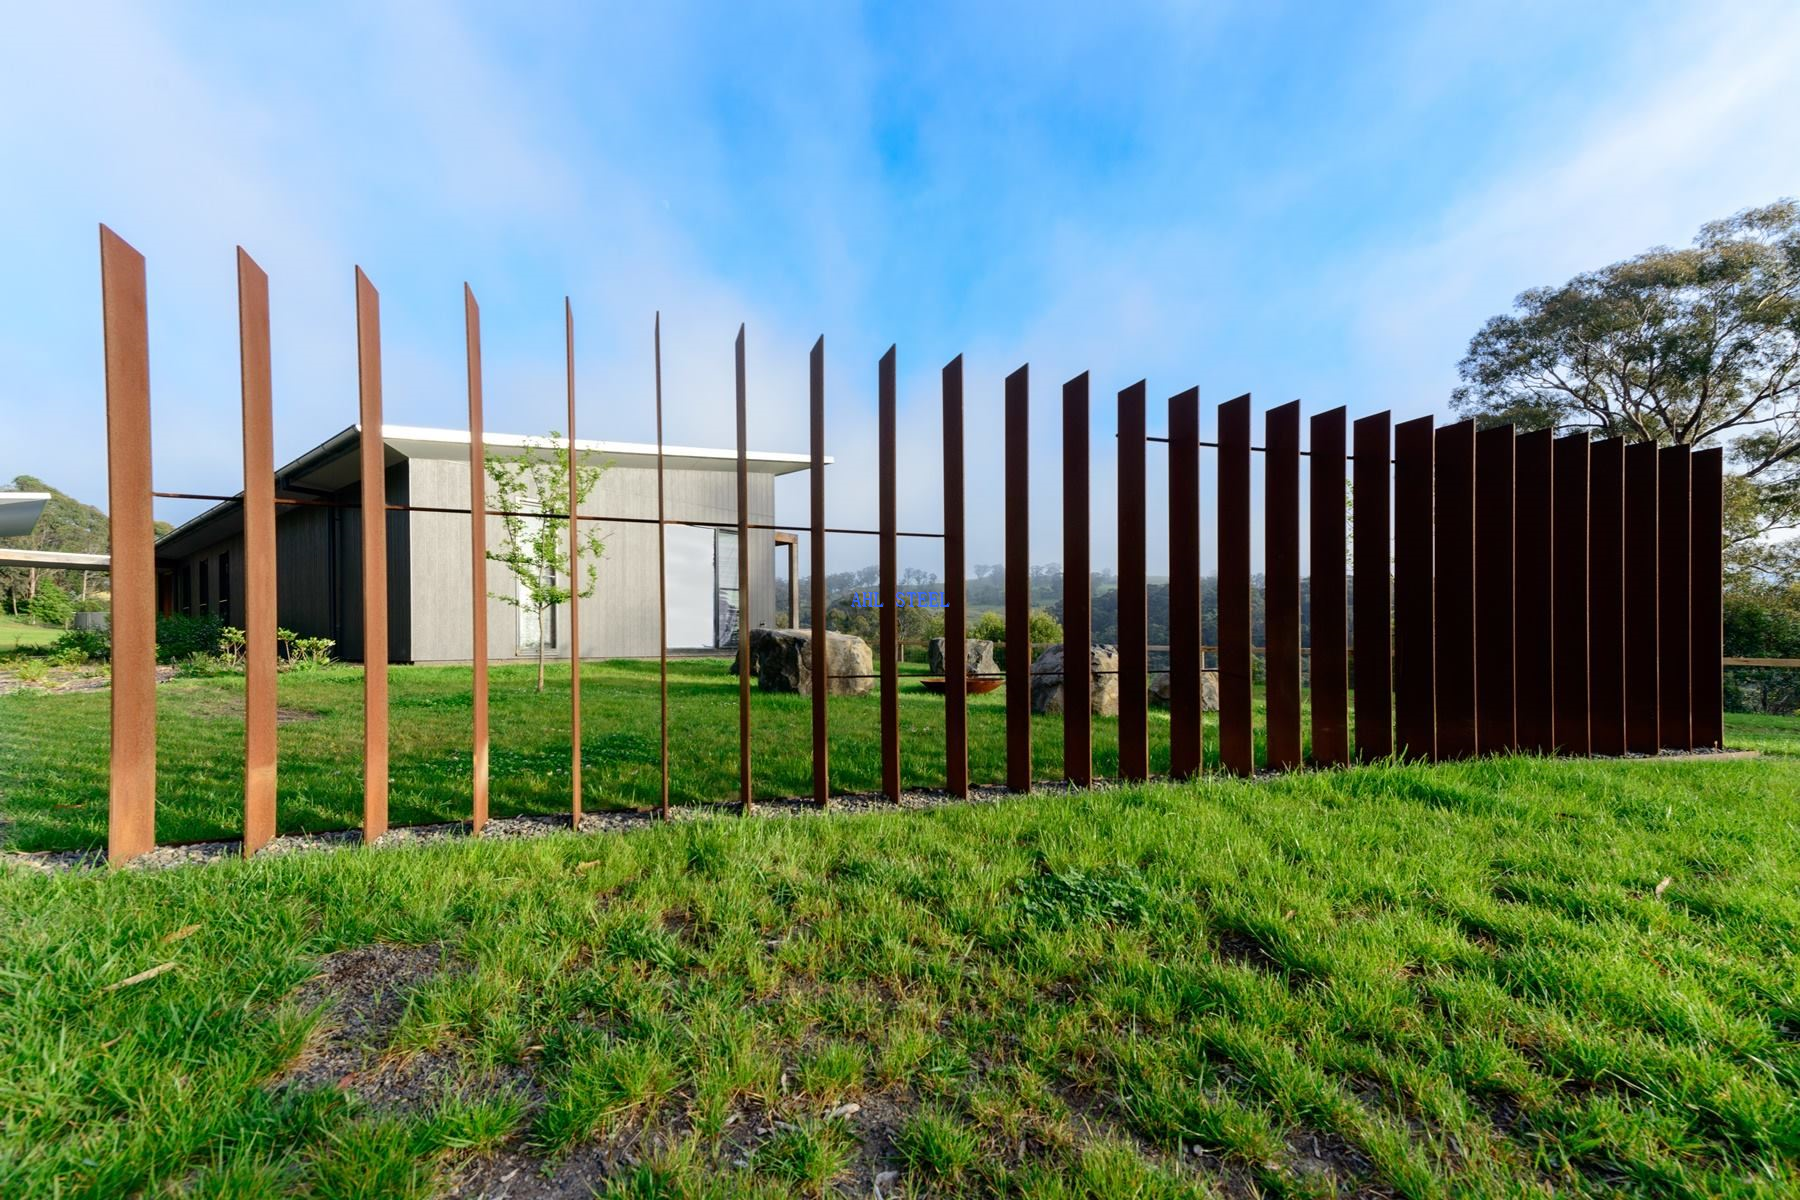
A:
[94,227,1726,864]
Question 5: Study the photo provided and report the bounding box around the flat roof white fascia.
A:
[374,425,828,475]
[0,547,109,570]
[0,492,52,537]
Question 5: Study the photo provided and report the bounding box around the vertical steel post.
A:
[1552,434,1589,755]
[1168,388,1203,778]
[879,346,900,802]
[1352,412,1392,761]
[1218,394,1254,775]
[654,314,670,817]
[1623,442,1660,753]
[738,326,754,810]
[1514,430,1555,753]
[1658,446,1692,750]
[1433,420,1476,760]
[237,250,278,854]
[1309,407,1348,767]
[1117,381,1148,781]
[465,286,489,832]
[1265,399,1302,770]
[355,268,389,841]
[943,355,969,797]
[1392,415,1435,761]
[1588,437,1625,756]
[566,300,583,823]
[1062,372,1092,786]
[1691,448,1724,749]
[1474,425,1516,754]
[1004,365,1031,792]
[810,337,830,805]
[100,226,156,864]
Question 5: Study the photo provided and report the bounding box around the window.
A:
[714,530,741,648]
[176,566,192,615]
[217,551,231,625]
[197,559,211,615]
[664,524,718,648]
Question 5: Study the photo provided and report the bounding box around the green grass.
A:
[2,728,1798,1196]
[1,658,1289,852]
[0,611,62,650]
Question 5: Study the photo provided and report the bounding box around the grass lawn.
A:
[1,724,1798,1197]
[1,658,1295,852]
[0,611,62,650]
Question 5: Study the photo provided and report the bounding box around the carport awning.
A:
[0,548,110,571]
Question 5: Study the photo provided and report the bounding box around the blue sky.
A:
[3,1,1797,575]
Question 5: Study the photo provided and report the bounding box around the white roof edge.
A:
[1,492,53,501]
[371,424,832,467]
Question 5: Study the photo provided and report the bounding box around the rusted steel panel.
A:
[238,249,278,854]
[879,345,900,801]
[1117,381,1148,782]
[1167,387,1203,778]
[1005,365,1031,792]
[100,226,157,864]
[1392,415,1435,761]
[738,326,755,809]
[1265,399,1303,770]
[464,286,490,832]
[1552,434,1589,755]
[1474,425,1515,754]
[356,268,389,841]
[567,301,584,823]
[1514,430,1555,754]
[1309,407,1348,767]
[811,336,830,805]
[943,355,969,797]
[1658,446,1692,750]
[1623,442,1659,753]
[1062,372,1093,786]
[1588,437,1625,756]
[654,314,670,817]
[1352,412,1392,761]
[1433,420,1476,760]
[1690,447,1723,749]
[1217,393,1254,774]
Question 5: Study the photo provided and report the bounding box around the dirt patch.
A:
[1285,1127,1382,1194]
[272,942,466,1109]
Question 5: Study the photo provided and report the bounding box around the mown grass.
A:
[0,611,62,650]
[0,658,1296,852]
[1,724,1798,1197]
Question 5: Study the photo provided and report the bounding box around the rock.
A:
[732,628,874,696]
[928,637,1000,678]
[1150,669,1220,711]
[1030,643,1121,716]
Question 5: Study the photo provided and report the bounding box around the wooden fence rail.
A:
[94,226,1726,863]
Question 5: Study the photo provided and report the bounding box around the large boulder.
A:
[1150,669,1221,712]
[1030,643,1121,716]
[928,637,1000,679]
[734,628,874,696]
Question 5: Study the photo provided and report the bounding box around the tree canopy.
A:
[1452,200,1800,578]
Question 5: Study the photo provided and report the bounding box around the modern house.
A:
[153,425,820,663]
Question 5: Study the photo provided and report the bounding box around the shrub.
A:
[175,651,237,678]
[52,627,110,663]
[285,634,335,670]
[219,626,247,669]
[155,613,222,663]
[25,581,74,629]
